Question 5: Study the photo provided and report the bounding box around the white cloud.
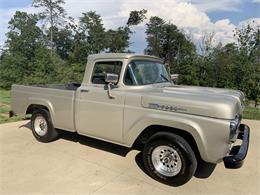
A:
[116,0,240,48]
[188,0,242,12]
[252,0,260,3]
[0,0,259,53]
[64,0,126,29]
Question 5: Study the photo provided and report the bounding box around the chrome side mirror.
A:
[105,73,119,99]
[105,73,119,84]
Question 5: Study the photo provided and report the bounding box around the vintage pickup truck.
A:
[11,53,250,186]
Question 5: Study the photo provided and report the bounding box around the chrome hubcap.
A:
[34,116,48,136]
[151,145,182,177]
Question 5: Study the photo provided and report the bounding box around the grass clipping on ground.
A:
[0,89,259,124]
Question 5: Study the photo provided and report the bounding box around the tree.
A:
[0,11,46,88]
[5,11,44,60]
[127,9,147,26]
[105,9,147,53]
[145,16,165,57]
[145,17,197,84]
[250,28,260,107]
[52,25,74,60]
[80,11,106,54]
[208,44,240,88]
[105,27,132,52]
[32,0,67,54]
[23,47,65,85]
[235,23,260,107]
[0,11,67,89]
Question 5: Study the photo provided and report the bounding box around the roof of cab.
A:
[88,53,162,61]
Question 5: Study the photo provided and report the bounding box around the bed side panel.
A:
[11,84,76,131]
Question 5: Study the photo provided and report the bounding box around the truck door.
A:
[75,60,125,143]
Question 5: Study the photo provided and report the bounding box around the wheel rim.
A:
[151,145,182,177]
[34,116,48,136]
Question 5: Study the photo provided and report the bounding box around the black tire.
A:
[31,109,58,143]
[143,132,197,186]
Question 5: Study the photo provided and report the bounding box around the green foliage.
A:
[0,90,23,124]
[106,27,132,52]
[78,10,145,54]
[32,0,67,52]
[234,23,260,107]
[59,63,85,84]
[145,17,197,85]
[6,11,44,60]
[0,11,46,88]
[0,90,11,105]
[52,25,74,59]
[0,11,69,88]
[144,16,260,107]
[127,9,147,26]
[145,16,165,57]
[0,3,259,111]
[105,8,147,53]
[32,0,66,24]
[0,8,144,89]
[80,11,106,54]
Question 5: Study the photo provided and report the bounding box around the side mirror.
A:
[105,73,119,99]
[105,73,119,84]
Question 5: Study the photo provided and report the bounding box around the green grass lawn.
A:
[0,89,22,124]
[243,106,260,120]
[0,89,259,124]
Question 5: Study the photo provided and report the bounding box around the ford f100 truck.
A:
[11,53,250,186]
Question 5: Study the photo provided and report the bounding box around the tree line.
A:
[0,0,259,107]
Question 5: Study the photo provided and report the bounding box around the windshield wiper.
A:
[160,74,170,82]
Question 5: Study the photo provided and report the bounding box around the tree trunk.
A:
[176,42,180,68]
[50,1,54,56]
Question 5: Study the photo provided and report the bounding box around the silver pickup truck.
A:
[11,53,250,186]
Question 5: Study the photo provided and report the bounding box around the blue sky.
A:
[0,0,259,52]
[207,1,259,24]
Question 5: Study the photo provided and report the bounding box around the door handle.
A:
[80,89,89,93]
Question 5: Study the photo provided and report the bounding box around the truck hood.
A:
[141,84,245,119]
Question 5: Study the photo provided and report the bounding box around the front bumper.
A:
[223,124,250,169]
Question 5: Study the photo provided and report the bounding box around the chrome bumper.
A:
[223,124,250,169]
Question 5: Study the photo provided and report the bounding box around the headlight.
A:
[230,120,238,131]
[229,116,240,140]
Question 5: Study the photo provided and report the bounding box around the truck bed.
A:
[11,84,79,131]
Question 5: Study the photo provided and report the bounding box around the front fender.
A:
[124,109,231,164]
[124,113,208,161]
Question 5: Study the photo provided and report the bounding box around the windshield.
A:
[124,60,171,85]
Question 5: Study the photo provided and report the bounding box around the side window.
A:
[124,64,136,86]
[124,62,143,86]
[92,61,122,84]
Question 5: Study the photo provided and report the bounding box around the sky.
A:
[0,0,259,53]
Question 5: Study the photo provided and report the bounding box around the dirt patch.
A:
[0,104,9,108]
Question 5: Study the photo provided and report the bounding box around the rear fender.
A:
[26,97,55,121]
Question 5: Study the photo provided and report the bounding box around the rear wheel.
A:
[31,109,58,143]
[143,132,197,186]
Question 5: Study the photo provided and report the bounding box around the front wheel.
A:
[143,132,197,186]
[31,109,58,143]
